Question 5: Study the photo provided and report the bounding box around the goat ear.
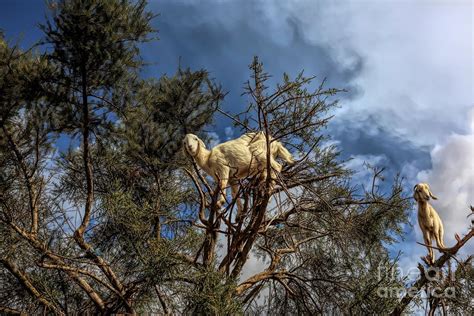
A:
[429,189,438,200]
[197,138,206,149]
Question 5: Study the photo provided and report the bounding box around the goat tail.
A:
[274,142,294,165]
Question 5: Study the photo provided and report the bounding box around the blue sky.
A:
[2,0,473,300]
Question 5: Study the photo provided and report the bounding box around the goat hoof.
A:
[455,233,461,243]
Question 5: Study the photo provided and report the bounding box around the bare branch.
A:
[390,228,474,316]
[1,258,64,315]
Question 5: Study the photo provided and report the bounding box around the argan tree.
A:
[177,57,413,315]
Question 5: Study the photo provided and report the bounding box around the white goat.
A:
[413,183,446,263]
[183,132,294,213]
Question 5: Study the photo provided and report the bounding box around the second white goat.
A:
[413,183,446,263]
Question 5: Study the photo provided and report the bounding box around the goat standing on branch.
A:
[182,132,294,215]
[414,183,446,263]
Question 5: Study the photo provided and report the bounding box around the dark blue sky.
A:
[1,0,472,269]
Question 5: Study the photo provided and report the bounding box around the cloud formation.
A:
[149,1,472,193]
[281,0,473,146]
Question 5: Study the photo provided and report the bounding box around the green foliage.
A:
[39,0,155,136]
[183,268,241,315]
[0,36,51,123]
[123,68,224,170]
[41,0,154,88]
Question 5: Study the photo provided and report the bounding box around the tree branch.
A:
[1,125,39,235]
[390,228,474,316]
[1,258,64,315]
[4,220,107,312]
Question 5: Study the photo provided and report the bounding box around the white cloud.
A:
[207,131,221,148]
[263,0,474,271]
[224,126,234,140]
[270,0,473,147]
[344,153,389,188]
